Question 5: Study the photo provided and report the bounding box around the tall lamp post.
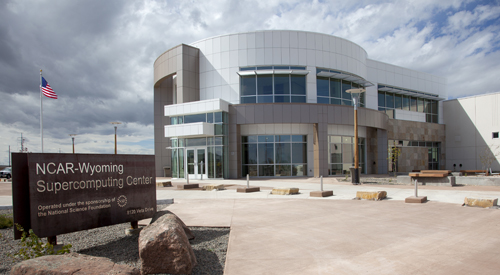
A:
[69,134,77,154]
[346,88,365,185]
[110,122,121,154]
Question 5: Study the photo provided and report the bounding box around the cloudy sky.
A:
[1,0,499,165]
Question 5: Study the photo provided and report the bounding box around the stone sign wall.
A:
[12,153,156,239]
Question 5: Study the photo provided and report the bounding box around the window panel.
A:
[241,75,256,96]
[275,143,291,163]
[385,93,394,109]
[241,96,256,103]
[242,144,257,164]
[257,95,273,103]
[331,98,341,105]
[341,81,352,100]
[317,77,329,97]
[417,98,424,113]
[330,79,341,98]
[292,164,306,176]
[410,97,417,112]
[318,97,329,104]
[184,113,206,124]
[259,165,274,176]
[291,96,306,103]
[291,75,306,95]
[402,95,409,110]
[274,95,290,103]
[257,75,273,95]
[378,92,385,107]
[274,75,290,94]
[291,143,307,163]
[275,165,291,176]
[395,94,402,109]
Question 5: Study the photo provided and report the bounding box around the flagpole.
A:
[40,69,43,153]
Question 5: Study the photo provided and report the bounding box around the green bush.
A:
[0,214,14,229]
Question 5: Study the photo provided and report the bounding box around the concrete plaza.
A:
[2,176,500,274]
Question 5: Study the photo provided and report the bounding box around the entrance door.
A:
[186,148,207,179]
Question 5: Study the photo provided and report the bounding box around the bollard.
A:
[247,174,249,188]
[200,161,204,180]
[320,175,323,191]
[414,179,418,197]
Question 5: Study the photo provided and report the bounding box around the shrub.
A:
[0,214,14,229]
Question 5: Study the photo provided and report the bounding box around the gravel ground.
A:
[0,205,229,274]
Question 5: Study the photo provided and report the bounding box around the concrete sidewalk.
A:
[167,198,500,275]
[2,177,500,274]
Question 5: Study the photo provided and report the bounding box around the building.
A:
[154,30,448,179]
[443,92,500,172]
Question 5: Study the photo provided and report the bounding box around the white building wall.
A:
[191,30,368,105]
[444,92,500,171]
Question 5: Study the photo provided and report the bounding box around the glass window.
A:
[291,75,306,95]
[402,95,409,110]
[341,81,352,100]
[275,143,291,163]
[241,96,256,104]
[274,95,290,103]
[241,75,256,96]
[317,77,329,97]
[242,165,257,176]
[291,135,306,142]
[378,92,385,107]
[259,165,274,176]
[214,112,223,123]
[274,75,290,94]
[276,165,291,176]
[330,79,341,98]
[431,100,438,114]
[292,143,307,163]
[207,113,214,123]
[257,95,273,103]
[186,138,206,147]
[317,97,329,104]
[276,135,291,142]
[292,164,306,176]
[331,98,341,105]
[410,97,417,112]
[291,96,306,103]
[385,93,394,109]
[395,94,402,109]
[242,144,257,164]
[184,113,206,124]
[257,75,273,95]
[417,98,424,113]
[258,135,274,142]
[215,147,223,178]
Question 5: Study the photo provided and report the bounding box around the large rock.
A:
[139,210,197,274]
[10,253,139,275]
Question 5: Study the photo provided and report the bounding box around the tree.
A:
[478,144,500,176]
[388,146,402,177]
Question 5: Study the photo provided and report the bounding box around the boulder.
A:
[139,210,197,274]
[10,253,139,275]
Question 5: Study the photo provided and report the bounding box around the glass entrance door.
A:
[186,148,207,179]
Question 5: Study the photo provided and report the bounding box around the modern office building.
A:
[154,30,447,179]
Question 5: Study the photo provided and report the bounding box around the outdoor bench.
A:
[460,170,486,175]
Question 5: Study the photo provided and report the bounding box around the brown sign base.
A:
[236,187,260,193]
[310,190,334,197]
[177,184,199,189]
[405,196,428,203]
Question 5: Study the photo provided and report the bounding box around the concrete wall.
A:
[443,92,500,171]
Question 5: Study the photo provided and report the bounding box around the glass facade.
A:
[378,90,439,123]
[240,66,307,104]
[170,112,228,179]
[317,77,366,106]
[328,136,365,175]
[242,135,307,177]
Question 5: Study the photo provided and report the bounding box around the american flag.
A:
[41,77,57,99]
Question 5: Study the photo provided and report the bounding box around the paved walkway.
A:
[2,177,500,274]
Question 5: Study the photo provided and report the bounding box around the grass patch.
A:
[0,214,14,229]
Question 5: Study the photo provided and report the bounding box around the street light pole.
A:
[346,88,365,185]
[69,134,77,154]
[110,122,121,154]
